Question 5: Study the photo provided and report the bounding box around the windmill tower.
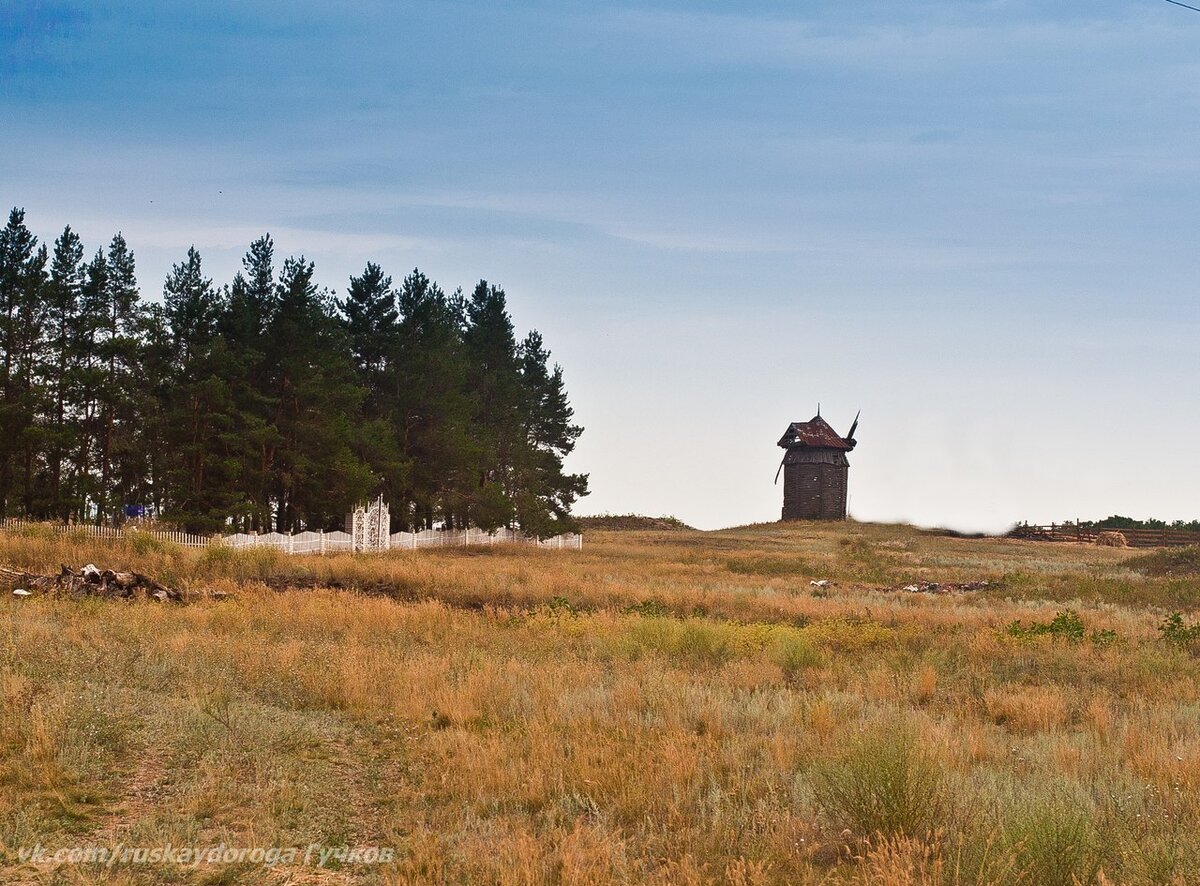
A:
[775,410,859,520]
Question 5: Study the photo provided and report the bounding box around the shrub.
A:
[197,543,235,570]
[769,634,825,678]
[803,618,897,654]
[1006,610,1117,646]
[1158,612,1200,649]
[810,723,946,838]
[127,530,177,556]
[1003,799,1102,886]
[676,620,734,665]
[1006,610,1084,642]
[623,617,737,666]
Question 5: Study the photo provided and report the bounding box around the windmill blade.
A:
[847,409,860,441]
[774,454,787,485]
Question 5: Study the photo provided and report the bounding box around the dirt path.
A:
[87,744,168,848]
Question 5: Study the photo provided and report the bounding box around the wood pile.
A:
[2,563,183,602]
[897,579,991,594]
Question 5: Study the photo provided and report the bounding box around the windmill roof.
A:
[777,415,855,451]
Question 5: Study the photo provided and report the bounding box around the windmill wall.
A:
[781,449,849,520]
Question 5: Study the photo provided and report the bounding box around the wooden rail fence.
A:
[1009,523,1200,548]
[0,519,582,554]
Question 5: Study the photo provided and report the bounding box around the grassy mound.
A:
[575,513,694,531]
[1126,544,1200,576]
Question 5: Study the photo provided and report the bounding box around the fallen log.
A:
[2,563,183,602]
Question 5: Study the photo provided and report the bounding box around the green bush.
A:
[1158,612,1200,649]
[547,595,575,614]
[809,723,945,838]
[1006,610,1084,641]
[1006,609,1117,646]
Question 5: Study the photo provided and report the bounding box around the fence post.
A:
[319,529,326,555]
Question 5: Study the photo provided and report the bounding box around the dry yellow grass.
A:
[0,521,1197,884]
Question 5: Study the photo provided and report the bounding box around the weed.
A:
[803,617,897,653]
[547,595,575,614]
[769,634,825,678]
[623,599,672,618]
[1002,797,1103,886]
[726,556,812,578]
[809,723,946,838]
[127,531,177,557]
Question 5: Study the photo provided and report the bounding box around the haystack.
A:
[1096,530,1129,548]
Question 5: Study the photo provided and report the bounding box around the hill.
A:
[575,513,695,531]
[1,520,1198,883]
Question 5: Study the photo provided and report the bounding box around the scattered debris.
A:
[896,580,990,594]
[1,564,183,602]
[1095,530,1129,548]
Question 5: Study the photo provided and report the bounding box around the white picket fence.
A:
[0,519,582,554]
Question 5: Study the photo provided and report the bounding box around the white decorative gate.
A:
[351,495,390,553]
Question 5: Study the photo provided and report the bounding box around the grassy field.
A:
[2,521,1200,884]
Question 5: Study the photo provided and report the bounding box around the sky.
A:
[3,0,1200,531]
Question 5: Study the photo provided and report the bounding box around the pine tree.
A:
[0,208,49,515]
[462,280,528,529]
[71,248,109,520]
[0,216,586,533]
[159,247,243,530]
[137,302,174,519]
[389,271,476,529]
[514,330,588,535]
[41,226,85,519]
[265,256,372,530]
[338,263,406,526]
[95,233,144,523]
[342,262,397,381]
[218,235,278,530]
[164,246,220,361]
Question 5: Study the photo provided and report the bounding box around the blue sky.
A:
[4,0,1200,530]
